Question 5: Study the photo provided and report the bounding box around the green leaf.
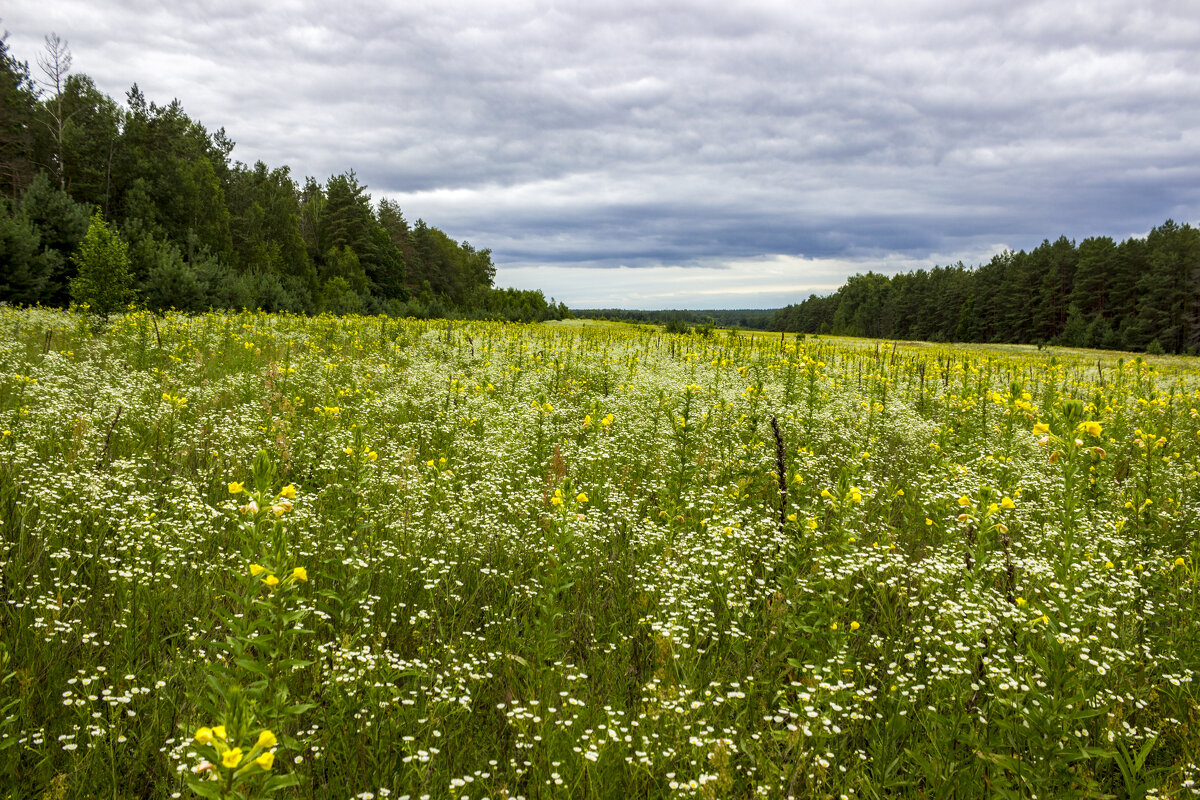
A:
[235,657,269,677]
[184,777,225,799]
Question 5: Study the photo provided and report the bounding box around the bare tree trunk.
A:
[36,33,73,190]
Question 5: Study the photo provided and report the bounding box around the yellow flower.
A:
[228,481,244,494]
[830,622,838,631]
[1033,422,1050,435]
[582,414,592,428]
[194,727,214,745]
[249,563,266,577]
[850,621,860,631]
[1000,496,1016,510]
[262,574,280,587]
[957,495,972,507]
[291,566,307,582]
[279,484,297,499]
[1078,420,1102,437]
[601,414,614,427]
[806,518,818,530]
[255,750,274,770]
[1015,597,1026,607]
[925,518,933,526]
[212,725,226,740]
[367,451,378,461]
[1175,557,1187,567]
[255,729,277,749]
[221,748,243,769]
[1105,561,1115,569]
[787,513,797,523]
[343,447,355,456]
[575,492,588,504]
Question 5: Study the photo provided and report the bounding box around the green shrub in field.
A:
[69,212,133,320]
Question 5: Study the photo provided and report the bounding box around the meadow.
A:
[1,307,1199,799]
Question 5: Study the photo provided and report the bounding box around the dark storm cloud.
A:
[7,0,1200,306]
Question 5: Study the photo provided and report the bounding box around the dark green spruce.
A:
[770,225,1200,354]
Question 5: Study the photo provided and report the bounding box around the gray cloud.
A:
[7,0,1200,307]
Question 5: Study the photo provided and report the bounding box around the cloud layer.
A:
[8,1,1200,307]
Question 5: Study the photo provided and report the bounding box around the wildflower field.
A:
[2,308,1200,800]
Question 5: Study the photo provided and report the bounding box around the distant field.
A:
[2,307,1199,799]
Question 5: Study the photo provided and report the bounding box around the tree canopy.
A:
[0,32,566,322]
[770,223,1200,354]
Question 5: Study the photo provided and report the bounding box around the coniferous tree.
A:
[18,171,90,304]
[1072,237,1115,316]
[769,221,1199,355]
[0,33,36,198]
[1133,221,1200,353]
[997,250,1036,343]
[1031,237,1078,342]
[0,197,45,302]
[53,74,122,214]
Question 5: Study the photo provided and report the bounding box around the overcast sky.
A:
[7,1,1200,308]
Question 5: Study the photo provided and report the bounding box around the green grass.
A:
[1,306,1199,799]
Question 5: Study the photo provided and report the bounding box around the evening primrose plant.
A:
[188,452,310,796]
[187,686,292,799]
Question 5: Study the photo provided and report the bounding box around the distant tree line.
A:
[575,308,775,330]
[0,33,567,322]
[770,221,1200,354]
